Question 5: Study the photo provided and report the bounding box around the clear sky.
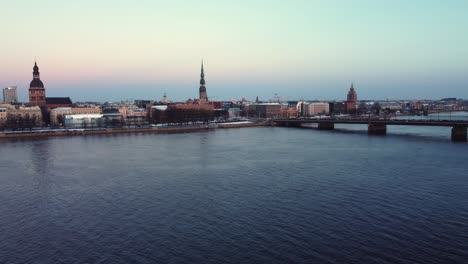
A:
[1,0,467,102]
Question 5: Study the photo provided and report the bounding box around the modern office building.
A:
[3,86,18,103]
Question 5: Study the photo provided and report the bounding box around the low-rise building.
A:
[64,114,104,128]
[280,107,298,118]
[74,107,102,115]
[165,103,215,123]
[228,107,241,120]
[0,107,7,127]
[150,105,169,124]
[102,113,123,127]
[51,107,102,126]
[119,106,148,126]
[7,106,43,128]
[50,107,72,125]
[329,102,346,115]
[302,102,330,116]
[379,102,403,112]
[250,103,281,118]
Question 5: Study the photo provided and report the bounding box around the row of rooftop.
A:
[1,61,467,130]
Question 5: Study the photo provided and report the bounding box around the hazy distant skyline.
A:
[1,0,468,102]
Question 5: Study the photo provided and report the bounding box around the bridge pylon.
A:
[451,126,467,142]
[368,124,387,135]
[318,123,335,130]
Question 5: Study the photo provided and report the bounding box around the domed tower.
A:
[199,61,208,104]
[29,61,46,107]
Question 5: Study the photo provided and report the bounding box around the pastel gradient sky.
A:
[1,0,467,102]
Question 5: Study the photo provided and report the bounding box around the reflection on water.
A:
[0,126,467,263]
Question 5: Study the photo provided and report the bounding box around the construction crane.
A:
[273,93,281,103]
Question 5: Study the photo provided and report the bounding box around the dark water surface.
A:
[1,124,468,263]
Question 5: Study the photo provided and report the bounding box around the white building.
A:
[51,107,102,126]
[302,102,329,116]
[50,107,72,125]
[379,101,403,111]
[228,108,241,120]
[64,114,104,128]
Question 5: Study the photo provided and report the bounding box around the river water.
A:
[1,113,468,263]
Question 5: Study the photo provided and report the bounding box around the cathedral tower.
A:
[29,61,46,107]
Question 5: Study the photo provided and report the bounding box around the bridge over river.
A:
[274,118,468,142]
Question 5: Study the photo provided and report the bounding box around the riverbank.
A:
[0,121,271,139]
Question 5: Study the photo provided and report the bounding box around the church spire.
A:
[200,60,205,84]
[33,61,40,79]
[199,60,208,104]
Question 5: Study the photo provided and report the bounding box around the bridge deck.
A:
[274,119,468,127]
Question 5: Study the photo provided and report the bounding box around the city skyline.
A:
[2,0,468,101]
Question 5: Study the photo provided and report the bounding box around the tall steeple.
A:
[200,60,205,85]
[199,60,208,104]
[346,82,358,114]
[347,82,357,103]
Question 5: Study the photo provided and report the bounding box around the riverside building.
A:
[6,106,43,126]
[250,103,281,118]
[0,107,7,126]
[64,114,104,128]
[302,102,330,116]
[50,107,102,126]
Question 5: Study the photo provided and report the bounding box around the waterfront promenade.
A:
[0,121,269,139]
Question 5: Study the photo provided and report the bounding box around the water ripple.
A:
[1,127,468,263]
